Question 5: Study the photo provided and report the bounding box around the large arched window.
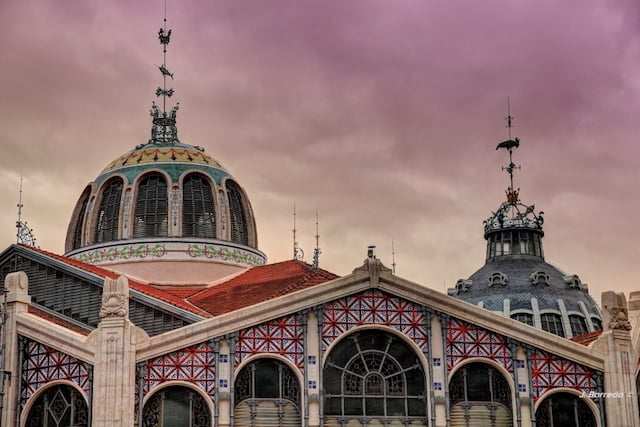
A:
[95,178,123,243]
[226,181,249,246]
[535,392,596,427]
[25,384,89,427]
[234,358,300,427]
[70,188,91,250]
[134,174,168,238]
[142,385,211,427]
[449,362,512,427]
[323,330,428,426]
[569,314,588,337]
[183,174,216,238]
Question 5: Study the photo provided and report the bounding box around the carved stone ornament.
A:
[602,291,632,331]
[100,276,129,318]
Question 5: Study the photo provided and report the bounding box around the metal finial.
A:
[312,210,321,269]
[391,239,396,275]
[15,176,36,246]
[149,0,180,145]
[293,203,303,261]
[496,98,521,203]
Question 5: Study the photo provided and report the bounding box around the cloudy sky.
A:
[0,0,638,302]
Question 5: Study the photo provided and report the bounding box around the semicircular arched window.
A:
[323,329,428,426]
[182,174,216,238]
[234,358,300,427]
[449,362,512,427]
[134,174,168,238]
[25,384,89,427]
[95,178,123,243]
[142,385,211,427]
[535,392,596,427]
[226,181,249,246]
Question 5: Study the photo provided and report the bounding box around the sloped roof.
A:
[570,329,603,346]
[10,245,339,319]
[188,259,339,315]
[14,244,212,318]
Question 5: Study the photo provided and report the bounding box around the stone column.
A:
[90,276,148,427]
[1,272,31,427]
[593,291,640,427]
[431,314,447,427]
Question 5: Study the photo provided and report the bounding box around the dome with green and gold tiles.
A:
[63,110,265,285]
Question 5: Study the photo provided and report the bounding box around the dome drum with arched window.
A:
[64,142,265,285]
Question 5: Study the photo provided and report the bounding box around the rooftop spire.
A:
[15,176,36,247]
[496,97,520,204]
[149,0,179,145]
[293,203,304,261]
[312,210,321,269]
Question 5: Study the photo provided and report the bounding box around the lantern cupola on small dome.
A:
[63,16,265,285]
[449,107,602,338]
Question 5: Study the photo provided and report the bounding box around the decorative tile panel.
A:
[445,317,512,371]
[531,349,599,401]
[21,339,92,405]
[143,341,216,397]
[237,314,304,368]
[322,289,429,353]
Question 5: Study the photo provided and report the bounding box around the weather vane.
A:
[496,97,521,203]
[15,176,36,246]
[149,0,180,145]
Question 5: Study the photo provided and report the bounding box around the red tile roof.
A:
[188,259,339,315]
[17,245,339,320]
[570,329,603,346]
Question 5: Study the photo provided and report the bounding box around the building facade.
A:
[1,10,639,427]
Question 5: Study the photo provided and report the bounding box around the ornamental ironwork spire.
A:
[149,0,179,145]
[496,97,520,204]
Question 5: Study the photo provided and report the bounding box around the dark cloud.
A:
[0,0,638,301]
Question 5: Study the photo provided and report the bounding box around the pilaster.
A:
[1,272,31,427]
[90,276,148,427]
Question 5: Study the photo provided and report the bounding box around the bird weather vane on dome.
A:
[149,0,180,145]
[496,97,521,204]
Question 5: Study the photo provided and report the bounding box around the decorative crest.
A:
[149,0,179,145]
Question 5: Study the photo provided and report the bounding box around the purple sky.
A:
[1,0,638,302]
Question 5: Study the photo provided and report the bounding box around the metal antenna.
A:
[293,203,303,260]
[16,175,23,244]
[391,239,396,275]
[312,210,321,269]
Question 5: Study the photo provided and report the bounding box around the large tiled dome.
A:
[63,110,265,285]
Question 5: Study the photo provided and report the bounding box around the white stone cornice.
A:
[15,312,94,363]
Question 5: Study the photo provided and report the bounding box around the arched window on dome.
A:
[226,181,248,246]
[95,178,123,243]
[183,174,216,238]
[569,314,588,337]
[69,187,91,250]
[540,313,565,337]
[134,174,169,238]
